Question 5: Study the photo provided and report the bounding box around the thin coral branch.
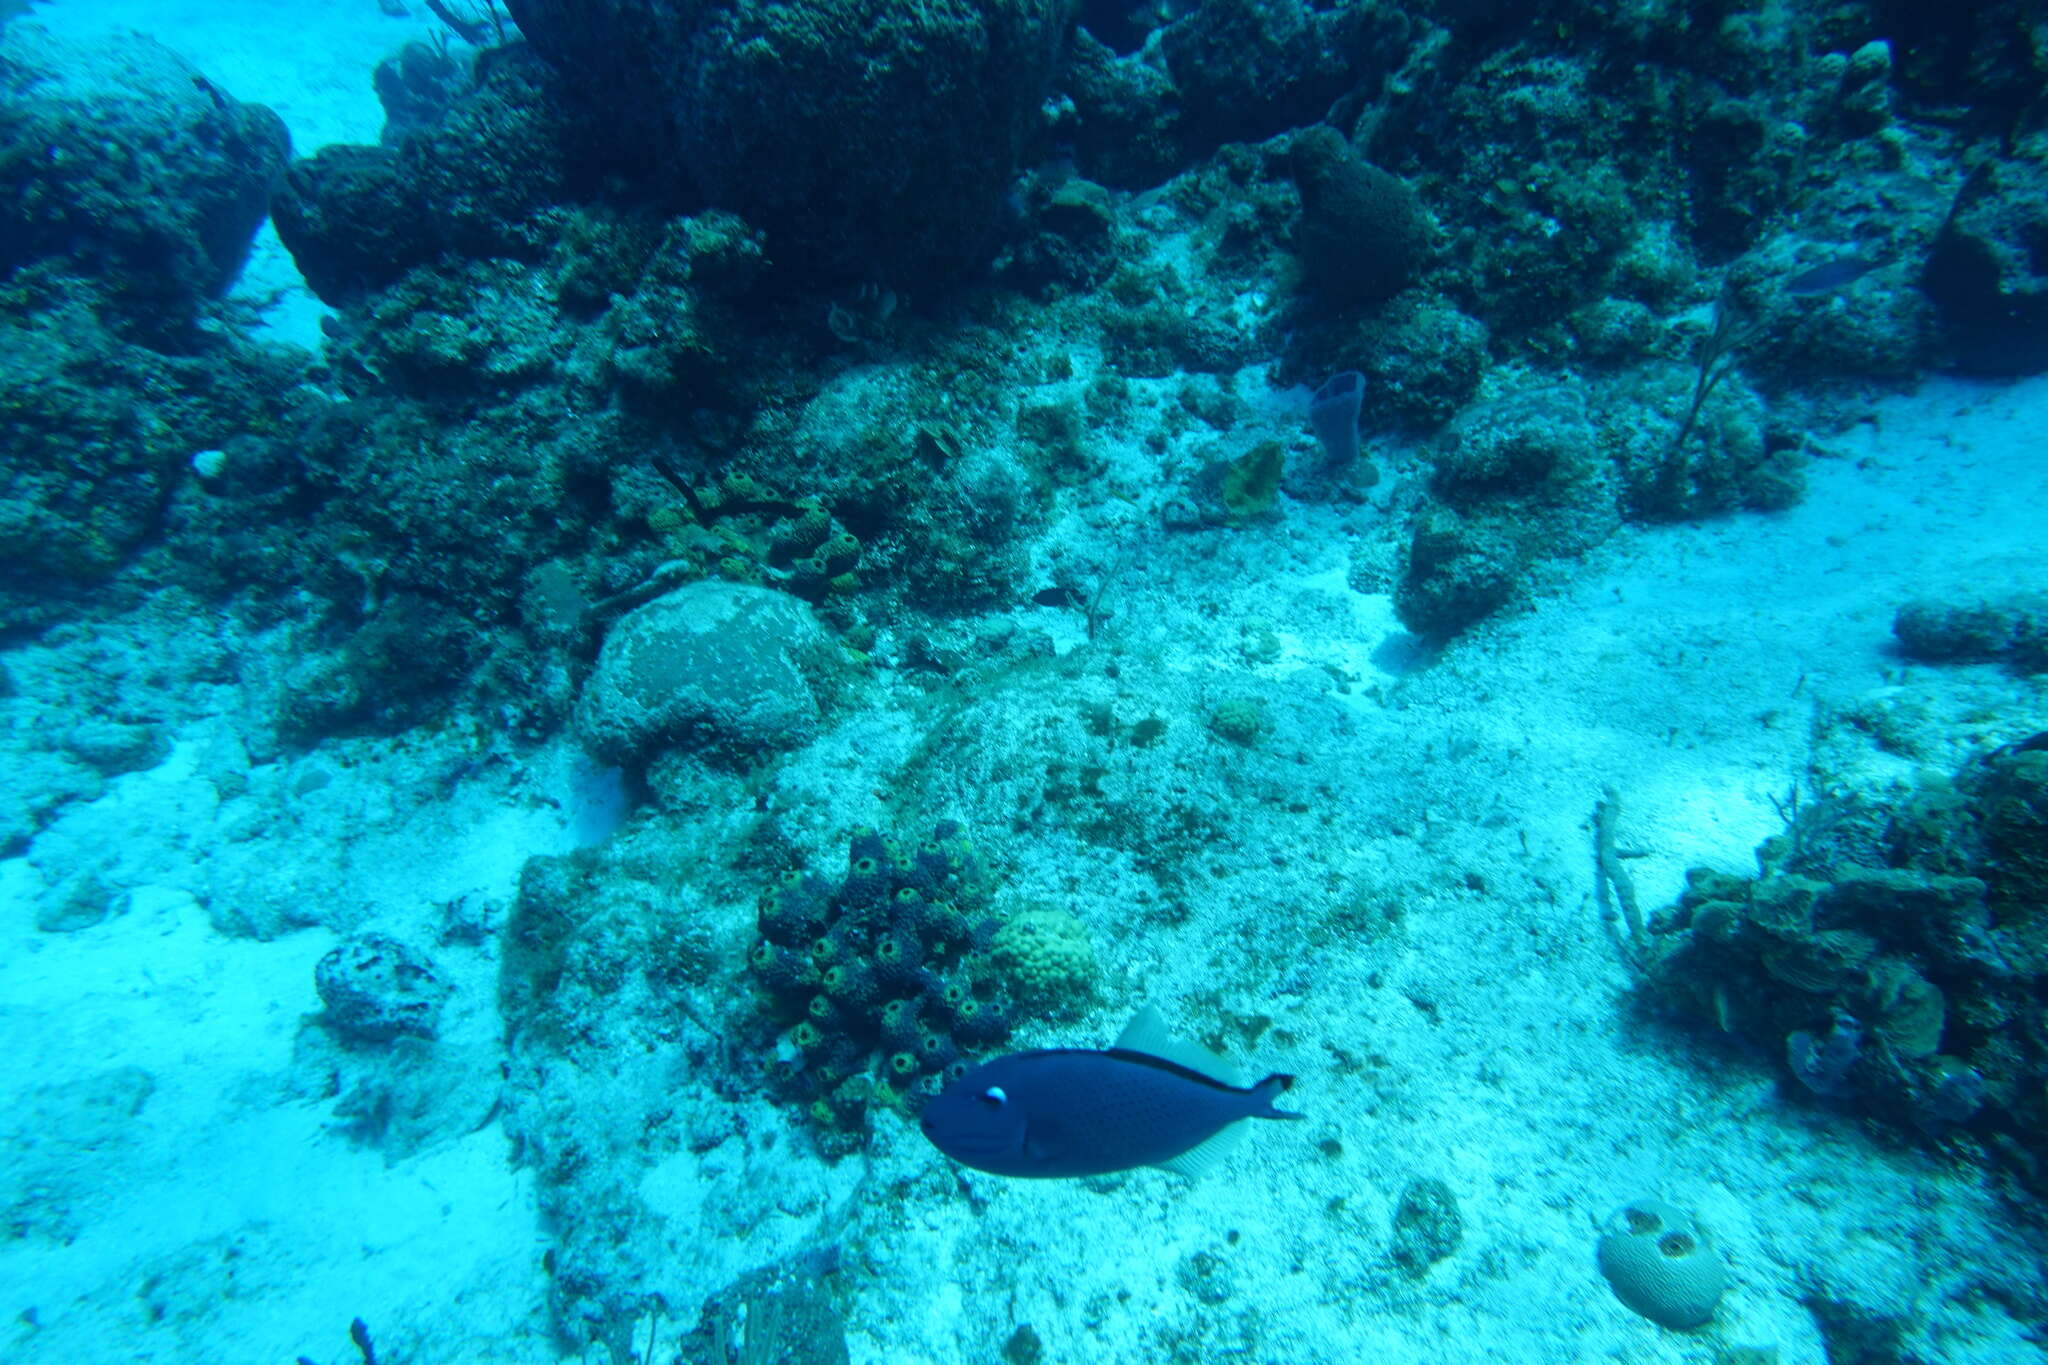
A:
[423,0,508,47]
[1668,285,1765,458]
[1594,786,1647,971]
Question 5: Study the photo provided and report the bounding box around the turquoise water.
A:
[2,3,2045,1362]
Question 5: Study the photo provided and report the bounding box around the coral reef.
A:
[0,32,306,633]
[1643,744,2048,1184]
[15,2,2048,1359]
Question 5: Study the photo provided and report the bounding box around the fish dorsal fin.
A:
[1158,1118,1247,1181]
[1115,1005,1244,1088]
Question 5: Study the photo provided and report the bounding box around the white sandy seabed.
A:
[3,3,2048,1363]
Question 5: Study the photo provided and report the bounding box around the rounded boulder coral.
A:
[991,907,1097,1012]
[576,580,841,766]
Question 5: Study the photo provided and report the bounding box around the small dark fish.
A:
[1990,730,2048,760]
[1031,585,1084,609]
[920,1006,1302,1179]
[190,75,232,115]
[1042,140,1080,185]
[1785,255,1884,296]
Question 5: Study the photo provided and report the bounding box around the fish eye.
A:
[978,1086,1007,1108]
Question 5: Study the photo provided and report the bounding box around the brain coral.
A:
[1596,1197,1728,1330]
[577,580,839,766]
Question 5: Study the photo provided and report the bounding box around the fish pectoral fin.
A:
[1157,1119,1247,1182]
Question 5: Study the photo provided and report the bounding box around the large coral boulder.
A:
[1289,125,1433,308]
[577,581,841,765]
[0,25,289,340]
[271,47,588,307]
[1923,132,2048,375]
[1159,0,1390,152]
[505,0,1070,284]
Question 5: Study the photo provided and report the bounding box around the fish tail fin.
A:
[1251,1072,1304,1119]
[1158,1074,1303,1180]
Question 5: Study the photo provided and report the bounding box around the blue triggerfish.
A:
[919,1006,1303,1179]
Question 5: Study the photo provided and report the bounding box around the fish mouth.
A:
[932,1131,1014,1159]
[919,1117,1009,1157]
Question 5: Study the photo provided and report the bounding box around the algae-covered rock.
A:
[1892,594,2048,667]
[1608,363,1802,521]
[315,932,452,1042]
[0,1065,156,1243]
[270,144,435,306]
[35,871,115,933]
[1394,513,1516,639]
[1391,385,1620,639]
[1352,296,1489,429]
[1389,1177,1464,1279]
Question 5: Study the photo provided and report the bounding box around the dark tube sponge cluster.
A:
[751,823,1014,1139]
